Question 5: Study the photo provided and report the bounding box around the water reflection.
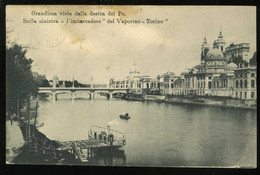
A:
[88,148,126,166]
[38,94,256,167]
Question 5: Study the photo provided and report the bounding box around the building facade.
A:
[233,66,257,100]
[109,63,161,95]
[225,43,250,63]
[110,29,256,101]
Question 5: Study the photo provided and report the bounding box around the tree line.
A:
[6,43,38,117]
[6,43,91,117]
[51,80,90,88]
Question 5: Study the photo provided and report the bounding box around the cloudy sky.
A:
[6,6,256,84]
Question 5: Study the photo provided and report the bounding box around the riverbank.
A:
[127,95,257,110]
[12,120,78,165]
[6,120,24,164]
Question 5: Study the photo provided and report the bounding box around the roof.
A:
[227,62,238,68]
[206,48,224,60]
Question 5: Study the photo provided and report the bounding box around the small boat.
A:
[119,113,130,120]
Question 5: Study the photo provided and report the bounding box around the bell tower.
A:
[216,27,226,53]
[201,33,210,62]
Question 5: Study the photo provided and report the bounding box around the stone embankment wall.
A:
[127,94,257,110]
[165,96,257,110]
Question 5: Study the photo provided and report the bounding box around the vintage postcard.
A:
[6,5,256,167]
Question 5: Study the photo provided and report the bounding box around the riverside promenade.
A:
[127,95,257,110]
[6,120,24,164]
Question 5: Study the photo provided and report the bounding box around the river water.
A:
[37,94,256,167]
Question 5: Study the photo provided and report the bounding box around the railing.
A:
[89,125,125,140]
[39,87,128,90]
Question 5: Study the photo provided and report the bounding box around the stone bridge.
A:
[38,87,128,100]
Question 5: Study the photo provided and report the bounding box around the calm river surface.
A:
[37,94,256,167]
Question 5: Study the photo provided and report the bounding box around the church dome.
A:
[226,62,238,71]
[227,62,238,68]
[206,48,224,60]
[129,63,140,74]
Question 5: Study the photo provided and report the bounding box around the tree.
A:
[33,72,51,87]
[6,44,38,116]
[250,51,256,66]
[232,56,248,68]
[233,56,243,67]
[65,80,72,87]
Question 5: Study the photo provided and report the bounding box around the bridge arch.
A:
[111,92,127,95]
[55,91,72,96]
[73,91,93,100]
[39,92,54,96]
[94,91,112,99]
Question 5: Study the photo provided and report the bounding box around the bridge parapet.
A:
[39,87,128,91]
[38,87,128,100]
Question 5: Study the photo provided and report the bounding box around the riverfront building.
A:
[109,63,160,95]
[182,30,228,96]
[233,66,257,100]
[110,29,256,101]
[179,29,256,99]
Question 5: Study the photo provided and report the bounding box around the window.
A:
[209,76,212,80]
[240,74,242,78]
[240,92,242,99]
[251,92,255,98]
[204,82,205,88]
[244,80,247,88]
[251,80,255,88]
[236,92,238,98]
[240,80,243,88]
[236,80,239,88]
[244,92,247,99]
[251,73,255,77]
[171,84,174,88]
[244,74,247,78]
[208,82,212,89]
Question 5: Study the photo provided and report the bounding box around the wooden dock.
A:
[58,139,126,150]
[57,125,126,162]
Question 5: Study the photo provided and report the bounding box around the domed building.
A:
[211,62,237,97]
[204,40,227,73]
[127,63,142,81]
[183,30,229,96]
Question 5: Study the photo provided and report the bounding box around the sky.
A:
[6,6,256,84]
